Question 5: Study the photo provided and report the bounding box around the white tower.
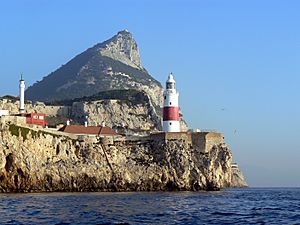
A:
[19,74,25,114]
[163,73,180,132]
[84,116,88,127]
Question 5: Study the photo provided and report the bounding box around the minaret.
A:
[19,74,25,114]
[163,73,180,132]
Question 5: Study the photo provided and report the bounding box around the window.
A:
[164,96,166,100]
[169,122,172,125]
[169,102,172,105]
[167,82,175,89]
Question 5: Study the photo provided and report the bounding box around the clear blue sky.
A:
[1,0,300,187]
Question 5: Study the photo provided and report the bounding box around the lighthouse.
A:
[19,74,25,114]
[163,73,180,132]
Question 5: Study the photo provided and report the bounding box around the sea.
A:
[0,188,299,225]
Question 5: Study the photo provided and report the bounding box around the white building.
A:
[0,110,9,117]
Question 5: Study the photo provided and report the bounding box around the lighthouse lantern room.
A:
[163,73,180,132]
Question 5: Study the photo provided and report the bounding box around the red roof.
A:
[58,125,117,136]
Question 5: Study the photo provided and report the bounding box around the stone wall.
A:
[205,132,224,152]
[150,131,224,154]
[192,132,224,153]
[0,99,70,117]
[191,132,206,153]
[0,116,26,127]
[150,132,192,143]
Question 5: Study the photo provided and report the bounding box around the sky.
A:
[0,0,300,187]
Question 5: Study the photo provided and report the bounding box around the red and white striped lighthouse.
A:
[163,73,180,132]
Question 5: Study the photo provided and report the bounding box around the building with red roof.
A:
[58,125,117,136]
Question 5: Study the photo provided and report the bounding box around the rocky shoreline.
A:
[0,123,245,192]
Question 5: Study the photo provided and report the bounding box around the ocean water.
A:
[0,188,299,224]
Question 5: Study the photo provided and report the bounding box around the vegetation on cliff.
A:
[46,89,150,106]
[8,124,70,141]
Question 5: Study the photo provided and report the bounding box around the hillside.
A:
[46,89,149,106]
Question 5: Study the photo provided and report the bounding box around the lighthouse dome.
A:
[167,73,176,83]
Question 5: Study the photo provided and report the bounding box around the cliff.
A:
[70,90,188,133]
[71,99,161,134]
[0,123,233,192]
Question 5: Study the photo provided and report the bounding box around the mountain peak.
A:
[99,30,142,69]
[25,30,162,104]
[117,29,131,35]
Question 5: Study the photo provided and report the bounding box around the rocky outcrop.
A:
[0,123,232,192]
[71,99,162,134]
[231,163,248,187]
[100,30,143,69]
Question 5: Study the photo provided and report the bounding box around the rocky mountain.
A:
[25,30,163,108]
[15,30,189,132]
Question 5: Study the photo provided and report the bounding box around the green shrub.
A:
[8,124,71,141]
[9,124,38,141]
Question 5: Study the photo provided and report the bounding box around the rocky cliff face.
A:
[73,99,188,134]
[0,123,232,192]
[71,99,162,134]
[25,30,163,110]
[0,96,160,133]
[100,30,143,69]
[0,94,188,134]
[231,164,248,187]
